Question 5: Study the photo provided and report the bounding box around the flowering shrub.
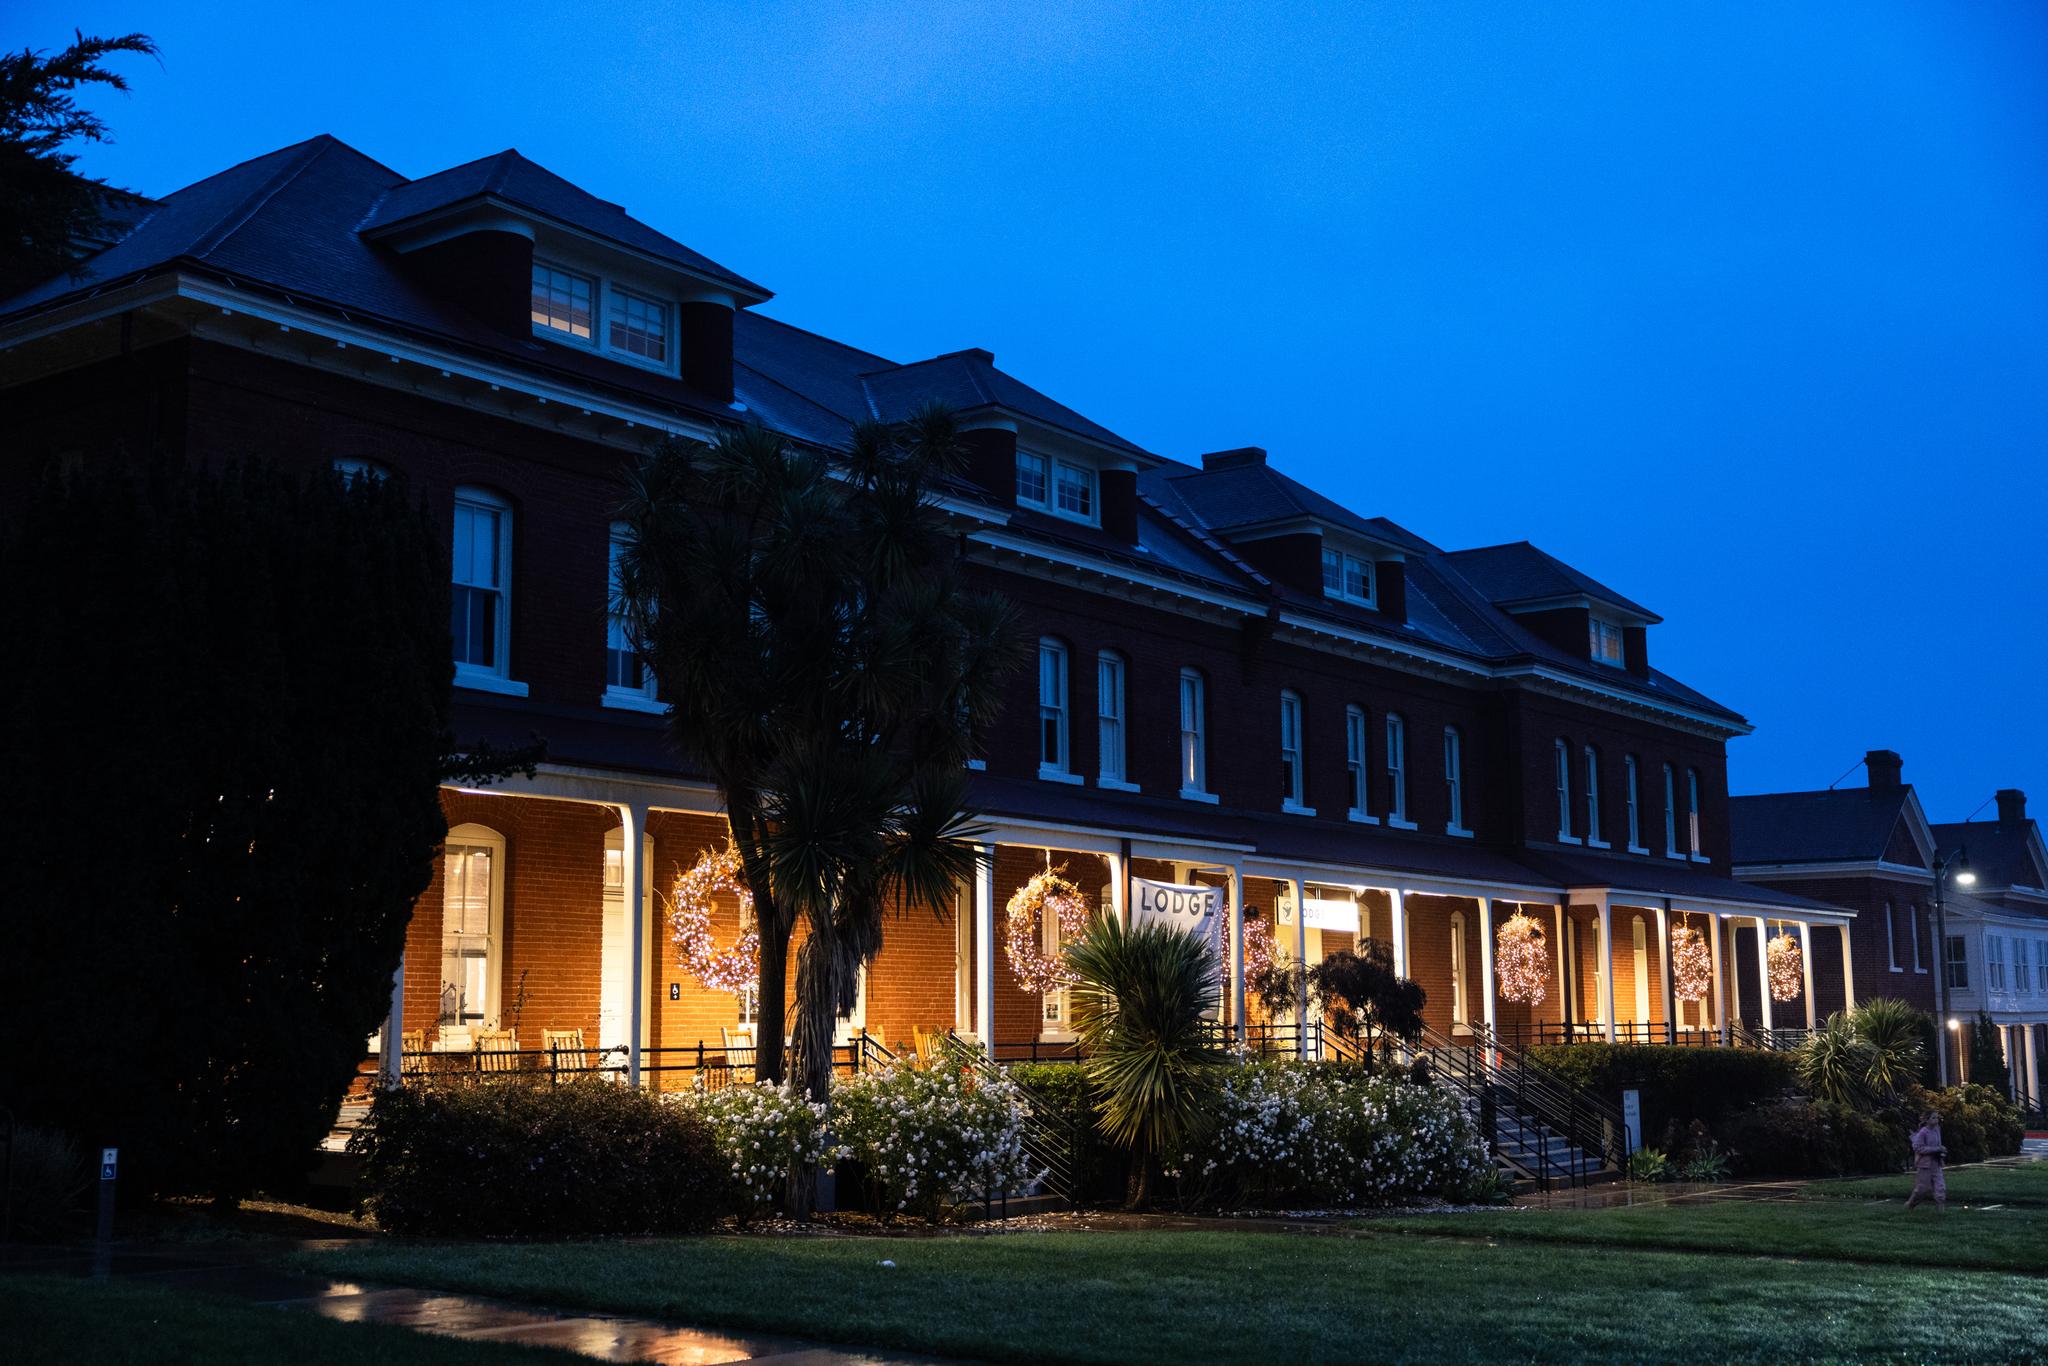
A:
[833,1058,1035,1221]
[1168,1061,1493,1209]
[673,1082,833,1223]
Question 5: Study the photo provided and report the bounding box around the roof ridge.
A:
[1135,489,1272,590]
[187,136,341,261]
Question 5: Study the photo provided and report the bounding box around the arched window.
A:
[440,824,506,1036]
[452,486,522,693]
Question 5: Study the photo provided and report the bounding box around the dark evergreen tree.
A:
[0,458,454,1202]
[1967,1010,2012,1097]
[1308,942,1429,1055]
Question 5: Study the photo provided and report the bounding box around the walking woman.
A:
[1904,1109,1947,1212]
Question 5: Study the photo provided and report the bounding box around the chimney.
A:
[676,298,736,404]
[1375,559,1408,624]
[1200,446,1267,471]
[1100,466,1139,543]
[1996,789,2027,827]
[956,422,1018,498]
[1623,625,1650,679]
[1865,749,1904,790]
[396,229,534,336]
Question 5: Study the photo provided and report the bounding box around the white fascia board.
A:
[966,528,1263,619]
[0,274,179,350]
[1273,612,1492,683]
[1499,663,1751,738]
[445,762,722,813]
[978,818,1127,857]
[1563,882,1854,924]
[1237,854,1560,902]
[1898,791,1939,864]
[1732,861,1935,885]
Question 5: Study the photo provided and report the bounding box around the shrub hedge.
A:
[350,1080,724,1237]
[1720,1097,1907,1178]
[1916,1083,2025,1165]
[1526,1043,1797,1140]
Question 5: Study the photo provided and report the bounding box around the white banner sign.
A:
[1131,877,1225,951]
[1303,897,1359,932]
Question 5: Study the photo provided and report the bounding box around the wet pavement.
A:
[2,1243,961,1365]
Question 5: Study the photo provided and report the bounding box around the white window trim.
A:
[1686,768,1708,863]
[1096,651,1135,791]
[1179,668,1213,801]
[603,523,660,713]
[1445,725,1471,838]
[1885,900,1902,973]
[1319,544,1377,608]
[1037,638,1074,782]
[1663,763,1684,860]
[452,486,526,697]
[1384,713,1416,830]
[1345,704,1377,824]
[1910,903,1927,973]
[1015,450,1101,527]
[1280,690,1314,815]
[1624,755,1647,854]
[1554,739,1580,845]
[1584,746,1609,849]
[440,823,506,1032]
[530,258,678,376]
[1449,910,1470,1031]
[530,259,598,350]
[603,283,674,375]
[1590,615,1627,669]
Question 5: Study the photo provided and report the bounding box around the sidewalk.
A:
[2,1241,962,1366]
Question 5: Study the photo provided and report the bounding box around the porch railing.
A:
[938,1032,1078,1209]
[351,1033,900,1097]
[1410,1021,1629,1190]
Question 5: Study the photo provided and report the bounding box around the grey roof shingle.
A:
[1929,819,2048,893]
[859,349,1149,456]
[1160,459,1436,554]
[1439,541,1660,622]
[1729,788,1913,866]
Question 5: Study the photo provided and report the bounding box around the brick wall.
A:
[1742,874,1938,1015]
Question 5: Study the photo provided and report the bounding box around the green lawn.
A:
[304,1227,2048,1365]
[1805,1163,2048,1206]
[2,1274,583,1366]
[1378,1194,2048,1275]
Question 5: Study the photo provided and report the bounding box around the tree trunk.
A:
[755,928,789,1084]
[785,919,842,1218]
[1123,1151,1151,1211]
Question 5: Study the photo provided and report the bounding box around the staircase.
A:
[938,1032,1079,1210]
[1411,1022,1627,1190]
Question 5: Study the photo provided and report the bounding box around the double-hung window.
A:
[1037,639,1072,779]
[1589,616,1625,668]
[531,262,595,342]
[1662,763,1681,857]
[1444,726,1469,835]
[1054,460,1096,520]
[1385,714,1411,827]
[2018,940,2033,995]
[1320,547,1375,606]
[1280,691,1308,812]
[1345,705,1372,821]
[1015,451,1048,506]
[1624,755,1644,852]
[1096,652,1130,788]
[1179,669,1211,799]
[1687,768,1704,860]
[1988,936,2008,992]
[1885,901,1901,972]
[440,824,504,1030]
[1945,935,1969,990]
[1555,739,1576,843]
[604,524,660,711]
[452,487,522,694]
[1584,746,1605,847]
[607,287,669,365]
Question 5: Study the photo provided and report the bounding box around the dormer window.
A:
[1590,616,1626,668]
[608,288,669,363]
[1015,450,1099,525]
[1320,546,1375,607]
[531,262,595,342]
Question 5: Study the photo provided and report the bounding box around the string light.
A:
[667,846,760,993]
[1766,930,1804,1002]
[1495,912,1551,1006]
[1003,865,1092,994]
[1670,917,1712,1001]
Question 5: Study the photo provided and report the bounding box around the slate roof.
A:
[358,148,770,298]
[859,349,1149,456]
[1439,541,1660,622]
[1514,847,1848,914]
[1159,458,1436,553]
[1929,819,2048,894]
[1729,788,1916,866]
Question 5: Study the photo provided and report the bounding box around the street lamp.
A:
[1932,845,1974,1087]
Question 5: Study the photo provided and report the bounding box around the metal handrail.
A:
[939,1032,1077,1207]
[1414,1021,1629,1189]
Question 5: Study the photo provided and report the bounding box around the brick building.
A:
[1,136,1856,1083]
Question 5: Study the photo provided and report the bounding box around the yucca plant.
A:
[1066,916,1229,1209]
[1849,997,1929,1100]
[1798,1011,1879,1107]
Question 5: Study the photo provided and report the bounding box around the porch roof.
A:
[1513,846,1851,920]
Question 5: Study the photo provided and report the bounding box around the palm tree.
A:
[1798,1012,1877,1107]
[1848,998,1929,1100]
[620,409,1023,1207]
[1066,916,1229,1208]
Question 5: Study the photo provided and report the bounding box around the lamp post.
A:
[1932,845,1975,1088]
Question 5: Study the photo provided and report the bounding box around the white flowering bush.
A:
[1169,1061,1493,1209]
[832,1057,1036,1221]
[671,1081,832,1223]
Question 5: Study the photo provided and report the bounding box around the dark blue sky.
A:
[20,2,2046,820]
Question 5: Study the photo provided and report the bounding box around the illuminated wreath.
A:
[1766,931,1803,1003]
[1003,867,1093,995]
[1495,912,1551,1006]
[1238,909,1275,982]
[668,846,760,994]
[1670,919,1712,1002]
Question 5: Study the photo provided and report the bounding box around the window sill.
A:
[1386,817,1418,832]
[1180,787,1220,805]
[1347,810,1380,825]
[1447,825,1474,839]
[601,687,666,715]
[1557,834,1583,846]
[1587,838,1612,850]
[1665,851,1689,861]
[1038,766,1084,786]
[455,669,529,698]
[1889,966,1904,974]
[1913,967,1930,975]
[1626,844,1649,856]
[1689,853,1711,865]
[1282,801,1318,817]
[1097,777,1141,793]
[965,759,987,771]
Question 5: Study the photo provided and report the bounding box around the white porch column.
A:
[1709,912,1728,1044]
[1839,924,1857,1013]
[1798,922,1817,1028]
[1552,902,1569,1030]
[380,953,405,1090]
[1106,849,1129,925]
[1594,894,1616,1043]
[1389,888,1409,978]
[974,843,997,1046]
[1285,876,1309,1058]
[2025,1025,2041,1108]
[1229,862,1246,1042]
[1655,903,1676,1043]
[1476,897,1497,1040]
[1755,918,1775,1031]
[620,802,647,1087]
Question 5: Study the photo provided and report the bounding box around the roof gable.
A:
[1730,787,1917,866]
[1439,541,1660,623]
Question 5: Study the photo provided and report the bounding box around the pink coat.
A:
[1910,1122,1946,1165]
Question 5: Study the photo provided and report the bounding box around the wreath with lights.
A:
[1003,866,1093,994]
[1495,911,1551,1006]
[1238,907,1275,982]
[1670,918,1712,1002]
[668,846,760,994]
[1766,931,1803,1003]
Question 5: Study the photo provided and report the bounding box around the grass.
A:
[2,1273,582,1366]
[1804,1163,2048,1206]
[1378,1194,2048,1276]
[303,1226,2048,1365]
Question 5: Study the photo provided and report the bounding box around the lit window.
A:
[1555,739,1575,842]
[1663,763,1680,856]
[1590,617,1626,667]
[1345,705,1371,819]
[1015,451,1048,507]
[1584,746,1603,845]
[608,288,669,364]
[440,825,504,1030]
[605,524,658,709]
[1054,461,1096,520]
[1280,691,1305,809]
[1385,713,1409,825]
[1179,669,1208,796]
[1320,546,1375,606]
[452,487,514,684]
[1445,726,1467,835]
[531,262,594,341]
[1096,652,1127,786]
[1038,639,1069,775]
[1449,910,1469,1025]
[1624,755,1643,851]
[1687,768,1704,858]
